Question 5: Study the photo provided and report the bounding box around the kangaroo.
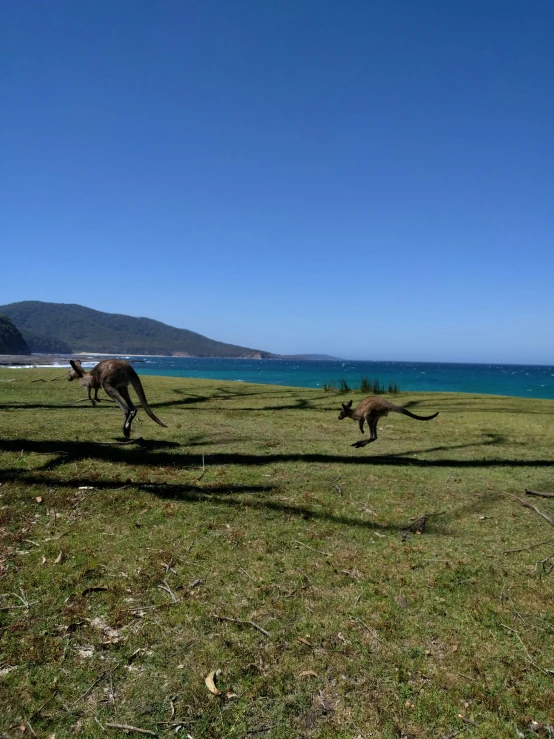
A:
[338,397,438,448]
[68,359,167,438]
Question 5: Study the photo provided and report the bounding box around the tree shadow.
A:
[0,437,552,474]
[0,387,324,412]
[0,468,506,538]
[379,432,508,457]
[0,403,114,410]
[408,396,554,415]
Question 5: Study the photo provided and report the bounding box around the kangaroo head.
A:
[68,359,85,382]
[338,400,353,420]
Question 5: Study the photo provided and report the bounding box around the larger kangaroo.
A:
[338,397,438,448]
[68,359,167,438]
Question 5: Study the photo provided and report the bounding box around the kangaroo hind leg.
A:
[119,386,137,438]
[352,413,378,448]
[87,386,97,407]
[103,383,135,438]
[369,415,378,442]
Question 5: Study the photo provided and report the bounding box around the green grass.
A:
[1,368,553,738]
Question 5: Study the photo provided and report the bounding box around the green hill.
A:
[0,314,31,355]
[0,301,275,357]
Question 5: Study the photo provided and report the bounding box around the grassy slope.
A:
[0,369,553,738]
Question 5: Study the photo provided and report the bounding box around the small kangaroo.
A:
[68,359,167,438]
[338,397,438,448]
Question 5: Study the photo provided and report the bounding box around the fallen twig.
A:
[0,602,38,612]
[239,567,258,583]
[69,648,140,707]
[291,539,331,557]
[536,551,554,576]
[195,453,206,482]
[214,614,271,638]
[526,489,554,499]
[158,580,178,603]
[29,690,58,721]
[94,717,106,732]
[71,669,111,707]
[504,493,554,528]
[0,589,37,611]
[355,618,385,645]
[106,723,156,736]
[126,599,183,613]
[503,538,554,554]
[500,623,554,676]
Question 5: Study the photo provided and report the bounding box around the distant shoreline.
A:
[0,353,552,369]
[1,355,553,399]
[0,352,344,367]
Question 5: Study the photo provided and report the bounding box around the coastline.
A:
[0,353,110,367]
[1,355,553,400]
[0,352,270,367]
[0,352,342,367]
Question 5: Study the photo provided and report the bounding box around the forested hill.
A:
[0,315,31,355]
[0,301,275,357]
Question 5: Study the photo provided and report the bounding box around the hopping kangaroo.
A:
[338,397,438,448]
[68,359,167,438]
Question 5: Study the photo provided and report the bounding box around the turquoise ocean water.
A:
[114,357,554,400]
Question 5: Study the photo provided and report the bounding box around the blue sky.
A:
[3,1,553,363]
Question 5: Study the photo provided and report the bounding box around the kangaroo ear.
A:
[70,360,84,376]
[347,400,353,408]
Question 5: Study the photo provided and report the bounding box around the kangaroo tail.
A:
[129,370,167,428]
[394,406,439,421]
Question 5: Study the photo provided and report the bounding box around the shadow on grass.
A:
[0,471,478,536]
[0,397,320,412]
[0,437,552,473]
[5,390,547,415]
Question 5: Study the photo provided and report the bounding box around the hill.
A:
[0,314,31,355]
[0,301,275,357]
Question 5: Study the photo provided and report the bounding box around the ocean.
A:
[7,356,554,399]
[96,357,554,400]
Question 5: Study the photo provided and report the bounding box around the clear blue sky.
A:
[3,1,553,363]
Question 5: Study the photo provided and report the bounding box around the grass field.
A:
[1,368,553,738]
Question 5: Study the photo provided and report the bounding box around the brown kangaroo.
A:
[338,397,438,448]
[68,359,167,438]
